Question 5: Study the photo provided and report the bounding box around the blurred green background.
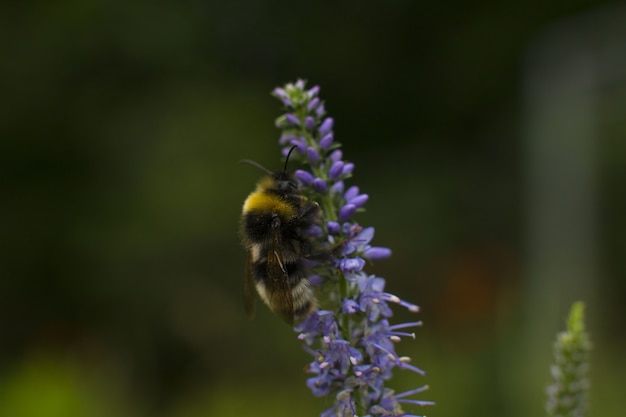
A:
[2,1,625,416]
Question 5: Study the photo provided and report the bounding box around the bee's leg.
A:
[297,201,321,223]
[327,239,345,257]
[300,239,344,262]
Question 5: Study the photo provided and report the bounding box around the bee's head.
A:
[273,171,298,193]
[273,145,299,192]
[241,145,300,193]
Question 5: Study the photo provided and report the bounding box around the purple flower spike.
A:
[306,147,320,164]
[313,178,327,193]
[328,161,345,179]
[271,79,430,417]
[304,116,316,131]
[319,133,334,149]
[339,203,357,221]
[285,113,300,126]
[295,169,314,185]
[319,117,334,136]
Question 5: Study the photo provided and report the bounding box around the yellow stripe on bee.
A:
[243,187,296,218]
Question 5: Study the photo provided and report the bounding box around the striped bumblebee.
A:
[240,146,327,325]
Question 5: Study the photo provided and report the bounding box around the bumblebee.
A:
[240,146,325,325]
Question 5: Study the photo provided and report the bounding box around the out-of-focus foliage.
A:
[1,1,624,416]
[545,302,591,417]
[0,352,133,417]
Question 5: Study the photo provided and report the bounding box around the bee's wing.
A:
[243,250,256,319]
[266,222,295,325]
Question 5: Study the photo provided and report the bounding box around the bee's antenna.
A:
[240,145,299,176]
[283,145,298,174]
[239,159,273,176]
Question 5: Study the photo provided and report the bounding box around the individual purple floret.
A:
[344,185,360,201]
[364,246,392,261]
[327,221,341,235]
[329,181,345,196]
[307,84,320,97]
[313,178,328,193]
[295,169,315,185]
[320,133,334,149]
[338,204,357,222]
[285,113,301,126]
[328,161,345,179]
[307,146,321,164]
[339,257,366,274]
[329,149,342,162]
[316,103,326,118]
[348,193,369,208]
[272,87,293,107]
[341,162,355,176]
[305,116,316,131]
[319,117,334,136]
[271,79,431,417]
[308,97,321,111]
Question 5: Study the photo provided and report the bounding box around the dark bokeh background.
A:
[2,1,624,416]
